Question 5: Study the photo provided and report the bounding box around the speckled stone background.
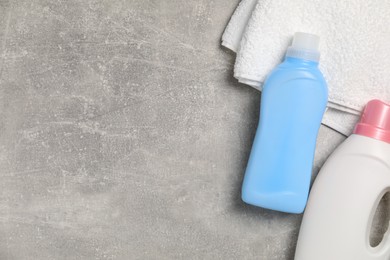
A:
[2,0,386,259]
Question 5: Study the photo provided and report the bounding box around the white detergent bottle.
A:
[295,100,390,260]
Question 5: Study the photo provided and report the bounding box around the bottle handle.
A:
[373,220,390,259]
[371,188,390,259]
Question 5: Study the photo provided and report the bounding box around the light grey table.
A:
[1,1,386,259]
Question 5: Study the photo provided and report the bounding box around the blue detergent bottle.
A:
[241,32,328,214]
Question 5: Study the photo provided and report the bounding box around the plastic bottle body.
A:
[241,57,328,213]
[295,134,390,260]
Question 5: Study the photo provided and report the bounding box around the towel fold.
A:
[221,0,257,52]
[223,0,390,135]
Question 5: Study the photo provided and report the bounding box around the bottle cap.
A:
[291,32,320,51]
[353,99,390,143]
[286,32,321,62]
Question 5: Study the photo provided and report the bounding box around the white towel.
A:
[221,0,257,53]
[223,0,390,135]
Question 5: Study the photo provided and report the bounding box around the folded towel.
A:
[223,0,390,135]
[221,0,257,53]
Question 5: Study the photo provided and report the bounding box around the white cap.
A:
[286,32,320,61]
[291,32,319,51]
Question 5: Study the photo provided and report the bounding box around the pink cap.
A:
[353,100,390,143]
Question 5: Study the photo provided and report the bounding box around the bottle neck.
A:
[285,46,320,63]
[284,56,319,67]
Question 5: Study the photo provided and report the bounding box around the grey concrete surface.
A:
[1,0,380,259]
